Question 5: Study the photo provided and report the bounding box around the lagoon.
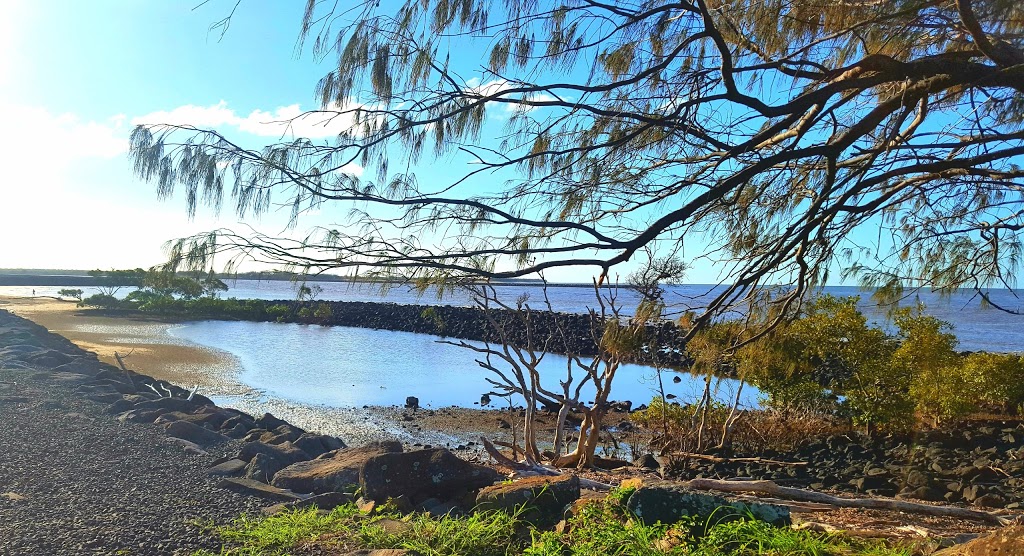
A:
[167,319,757,410]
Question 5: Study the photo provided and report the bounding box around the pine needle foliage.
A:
[131,0,1024,340]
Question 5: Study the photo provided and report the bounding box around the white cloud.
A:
[132,100,365,140]
[0,102,128,165]
[464,78,513,98]
[504,92,559,113]
[131,100,240,128]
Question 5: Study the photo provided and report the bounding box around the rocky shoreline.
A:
[664,424,1024,510]
[0,307,792,554]
[3,305,1021,554]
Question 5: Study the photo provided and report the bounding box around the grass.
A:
[193,492,914,556]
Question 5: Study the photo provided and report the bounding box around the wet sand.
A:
[0,296,239,389]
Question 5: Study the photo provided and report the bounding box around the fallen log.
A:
[685,478,1014,526]
[480,436,611,491]
[671,452,808,466]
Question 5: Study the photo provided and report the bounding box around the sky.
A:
[0,0,608,280]
[0,1,334,271]
[0,1,871,285]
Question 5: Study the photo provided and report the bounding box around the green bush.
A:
[783,296,912,434]
[895,309,968,424]
[57,288,84,301]
[80,293,120,309]
[965,352,1024,414]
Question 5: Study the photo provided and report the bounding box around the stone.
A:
[255,412,290,430]
[245,453,285,483]
[165,420,230,447]
[154,407,229,429]
[105,399,137,414]
[224,423,250,439]
[116,408,164,424]
[896,486,946,502]
[272,441,401,495]
[973,493,1007,508]
[217,478,306,502]
[208,459,249,477]
[849,476,893,493]
[18,349,72,367]
[135,397,200,414]
[360,448,501,503]
[625,483,789,528]
[935,525,1024,555]
[238,441,312,467]
[963,484,986,503]
[165,437,209,455]
[903,469,930,488]
[635,454,660,470]
[476,474,580,527]
[220,414,256,432]
[293,433,346,458]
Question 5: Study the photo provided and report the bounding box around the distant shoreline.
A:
[0,271,602,288]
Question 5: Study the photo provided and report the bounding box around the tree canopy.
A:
[129,0,1024,332]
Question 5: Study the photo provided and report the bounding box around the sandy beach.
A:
[0,295,240,389]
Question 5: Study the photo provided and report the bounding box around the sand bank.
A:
[0,296,240,390]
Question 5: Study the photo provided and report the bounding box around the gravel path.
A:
[0,312,265,555]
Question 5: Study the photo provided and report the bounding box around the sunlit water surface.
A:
[168,320,756,409]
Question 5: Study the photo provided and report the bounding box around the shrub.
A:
[965,352,1024,414]
[784,296,912,434]
[80,293,120,309]
[56,288,84,301]
[313,302,334,324]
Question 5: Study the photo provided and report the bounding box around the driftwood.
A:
[685,478,1015,526]
[671,452,808,466]
[113,350,137,391]
[480,436,612,491]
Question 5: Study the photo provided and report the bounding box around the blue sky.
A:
[0,1,873,285]
[0,1,331,270]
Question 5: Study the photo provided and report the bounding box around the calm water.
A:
[7,279,1024,411]
[167,320,755,409]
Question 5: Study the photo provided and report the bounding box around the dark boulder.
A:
[360,448,501,502]
[255,412,290,431]
[475,474,580,527]
[165,420,230,447]
[245,453,284,483]
[626,483,789,528]
[293,433,346,458]
[238,441,312,467]
[273,441,401,495]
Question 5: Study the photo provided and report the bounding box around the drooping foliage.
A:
[129,0,1024,339]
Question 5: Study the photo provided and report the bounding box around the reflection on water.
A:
[169,320,758,409]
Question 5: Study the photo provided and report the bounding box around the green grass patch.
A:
[194,494,914,556]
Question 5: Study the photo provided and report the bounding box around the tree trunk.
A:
[552,402,570,459]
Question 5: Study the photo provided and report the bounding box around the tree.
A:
[893,306,966,425]
[785,296,912,434]
[56,288,84,301]
[88,268,146,296]
[129,1,1024,338]
[447,279,642,469]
